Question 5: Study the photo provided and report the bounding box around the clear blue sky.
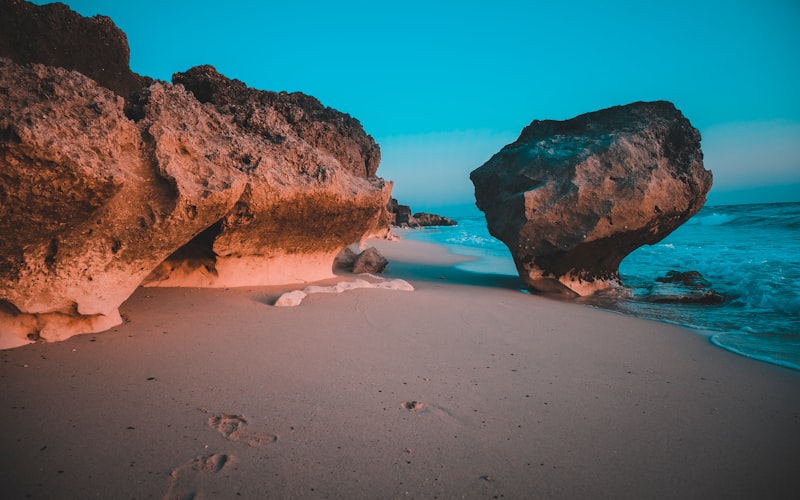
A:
[32,0,800,210]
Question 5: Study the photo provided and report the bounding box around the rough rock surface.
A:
[352,247,389,274]
[0,3,391,348]
[0,0,151,97]
[649,270,725,305]
[333,247,359,272]
[334,246,392,274]
[470,101,712,296]
[172,65,381,179]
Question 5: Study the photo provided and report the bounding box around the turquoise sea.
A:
[401,202,800,371]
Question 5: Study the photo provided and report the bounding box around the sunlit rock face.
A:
[136,72,392,289]
[470,101,712,296]
[0,2,391,348]
[0,61,216,343]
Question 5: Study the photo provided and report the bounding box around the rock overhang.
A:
[0,1,393,348]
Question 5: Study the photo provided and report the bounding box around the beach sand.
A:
[1,236,798,499]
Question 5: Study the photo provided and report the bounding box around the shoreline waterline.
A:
[395,202,800,371]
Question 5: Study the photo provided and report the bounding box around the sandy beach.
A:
[1,236,798,499]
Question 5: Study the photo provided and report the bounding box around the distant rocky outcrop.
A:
[471,101,712,296]
[388,199,457,228]
[389,199,414,226]
[0,1,392,348]
[333,247,359,272]
[656,270,711,288]
[649,270,725,304]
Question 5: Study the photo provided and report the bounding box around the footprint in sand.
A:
[401,401,426,412]
[163,453,232,500]
[400,400,466,425]
[207,413,277,447]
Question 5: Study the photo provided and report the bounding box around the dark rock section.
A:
[352,247,389,274]
[333,247,359,272]
[387,199,457,227]
[388,199,414,226]
[648,270,726,304]
[0,0,151,97]
[0,61,249,344]
[173,65,380,179]
[470,101,712,296]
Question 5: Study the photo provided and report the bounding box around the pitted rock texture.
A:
[352,247,389,274]
[0,0,151,97]
[173,65,381,179]
[470,101,712,296]
[0,57,390,348]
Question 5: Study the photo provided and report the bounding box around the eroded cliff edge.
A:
[0,1,391,348]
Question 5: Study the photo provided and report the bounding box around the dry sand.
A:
[1,236,798,499]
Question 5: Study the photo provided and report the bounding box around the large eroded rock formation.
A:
[0,2,391,348]
[470,101,712,296]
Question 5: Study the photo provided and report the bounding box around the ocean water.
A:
[401,202,800,371]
